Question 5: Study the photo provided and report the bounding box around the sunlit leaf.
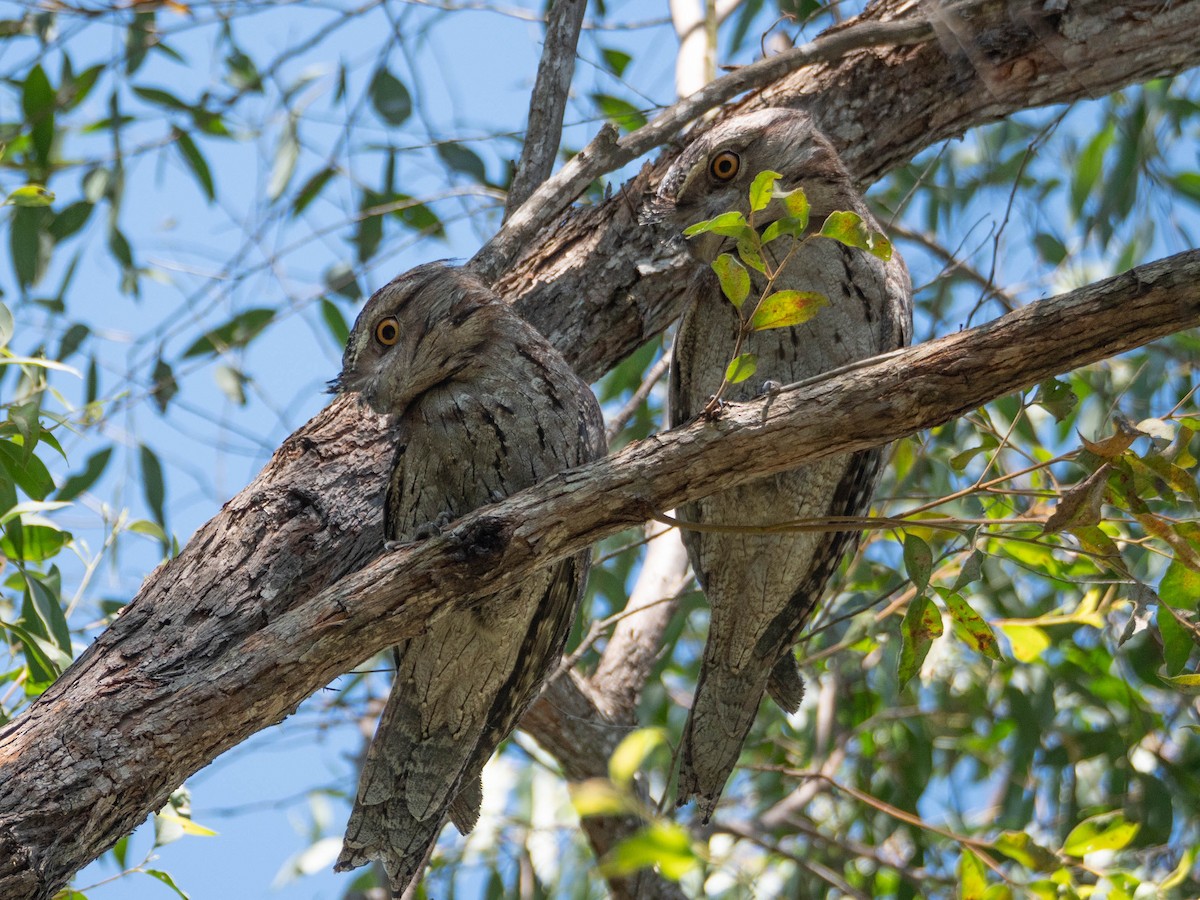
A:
[942,591,1002,660]
[991,831,1060,872]
[608,727,667,788]
[144,869,191,900]
[569,778,635,818]
[602,822,699,881]
[748,169,781,213]
[998,623,1050,662]
[1063,812,1139,856]
[711,253,750,307]
[683,210,750,239]
[724,353,757,384]
[268,118,299,201]
[6,185,54,207]
[749,290,827,330]
[958,847,988,899]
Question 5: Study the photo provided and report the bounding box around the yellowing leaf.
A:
[569,779,636,818]
[1043,464,1110,534]
[6,184,54,207]
[898,594,943,688]
[749,290,828,330]
[819,210,870,249]
[761,215,808,244]
[711,253,750,307]
[748,169,781,213]
[1160,672,1200,695]
[991,831,1060,872]
[156,810,218,837]
[1063,812,1139,857]
[725,353,757,384]
[943,592,1002,661]
[958,848,988,899]
[999,623,1050,662]
[608,727,667,788]
[779,186,810,226]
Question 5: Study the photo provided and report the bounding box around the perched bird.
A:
[331,262,606,893]
[649,108,913,820]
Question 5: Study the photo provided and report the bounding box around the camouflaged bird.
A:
[332,262,605,893]
[649,108,913,821]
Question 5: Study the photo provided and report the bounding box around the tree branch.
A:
[503,0,587,219]
[2,247,1198,898]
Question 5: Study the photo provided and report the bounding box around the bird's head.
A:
[644,108,852,257]
[331,262,500,417]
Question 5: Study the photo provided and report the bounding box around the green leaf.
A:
[608,727,667,788]
[683,210,750,239]
[569,778,636,818]
[389,193,445,238]
[990,831,1060,872]
[761,215,808,244]
[369,66,412,126]
[48,201,93,241]
[958,848,988,900]
[903,533,933,592]
[23,64,55,170]
[942,591,1002,661]
[779,186,810,225]
[749,290,828,331]
[0,440,54,500]
[724,353,757,385]
[711,253,750,307]
[57,447,113,502]
[320,299,350,347]
[1157,602,1194,677]
[172,128,215,202]
[6,185,54,207]
[898,593,942,688]
[999,623,1050,662]
[324,263,361,302]
[11,206,52,288]
[600,48,632,77]
[436,142,487,184]
[1063,812,1139,857]
[735,236,766,274]
[1160,672,1200,694]
[591,93,646,132]
[132,85,192,112]
[139,444,167,535]
[292,166,336,216]
[603,822,699,881]
[748,169,781,213]
[1071,124,1113,217]
[182,309,276,358]
[1033,377,1077,422]
[24,569,70,652]
[268,119,299,201]
[1160,557,1200,607]
[1033,232,1068,265]
[225,49,263,92]
[819,210,892,259]
[952,548,984,592]
[354,190,384,264]
[150,356,178,413]
[144,869,191,900]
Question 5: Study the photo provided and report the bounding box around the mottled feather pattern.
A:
[333,263,605,893]
[654,109,913,822]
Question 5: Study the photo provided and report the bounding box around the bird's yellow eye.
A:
[708,150,740,182]
[374,317,400,346]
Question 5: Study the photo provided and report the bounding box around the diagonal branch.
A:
[2,247,1198,898]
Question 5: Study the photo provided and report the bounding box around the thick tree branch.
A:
[503,0,587,219]
[2,248,1198,897]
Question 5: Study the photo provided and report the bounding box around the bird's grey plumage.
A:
[332,262,605,893]
[651,109,913,821]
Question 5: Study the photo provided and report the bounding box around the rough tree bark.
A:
[1,1,1199,897]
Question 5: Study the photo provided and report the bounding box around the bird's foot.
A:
[411,511,455,541]
[759,379,783,395]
